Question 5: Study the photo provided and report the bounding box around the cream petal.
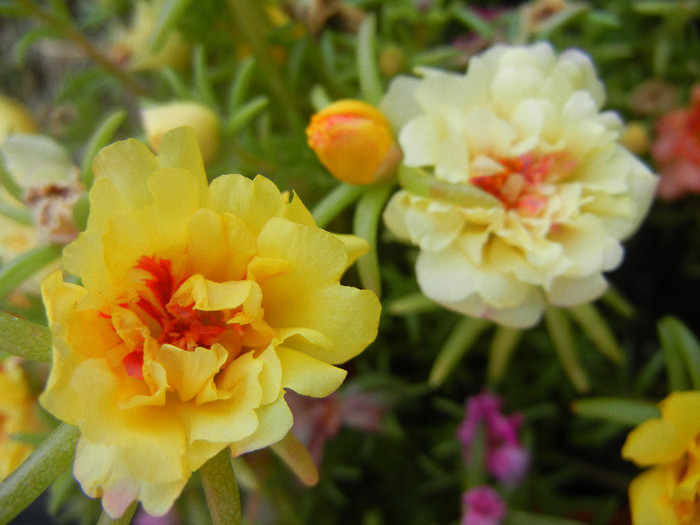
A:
[379,75,422,131]
[546,273,608,307]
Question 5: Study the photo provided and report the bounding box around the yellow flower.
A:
[141,101,221,165]
[622,392,700,525]
[306,100,402,185]
[381,43,658,328]
[0,94,38,142]
[0,358,45,482]
[39,127,381,517]
[110,0,190,72]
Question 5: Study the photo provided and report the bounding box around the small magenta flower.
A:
[306,100,402,185]
[461,486,507,525]
[458,392,529,486]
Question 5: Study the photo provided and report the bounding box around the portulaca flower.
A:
[381,43,658,328]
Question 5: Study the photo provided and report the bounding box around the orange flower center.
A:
[106,255,243,380]
[470,154,574,216]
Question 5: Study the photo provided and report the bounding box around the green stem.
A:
[200,448,241,525]
[429,317,491,387]
[0,199,33,225]
[14,0,145,96]
[352,182,394,298]
[0,423,80,524]
[0,311,52,361]
[97,501,138,525]
[311,183,365,228]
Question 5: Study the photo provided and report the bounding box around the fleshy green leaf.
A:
[658,316,700,390]
[150,0,195,51]
[544,306,589,393]
[356,14,383,105]
[571,397,661,427]
[429,317,491,387]
[488,326,522,382]
[398,166,501,209]
[311,183,364,229]
[0,311,52,362]
[201,447,241,525]
[80,109,127,189]
[567,303,623,363]
[0,423,80,524]
[0,244,62,300]
[506,510,587,525]
[353,181,394,298]
[270,432,319,487]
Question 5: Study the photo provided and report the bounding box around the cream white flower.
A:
[381,43,658,328]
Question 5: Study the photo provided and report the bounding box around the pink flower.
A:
[651,85,700,200]
[457,392,529,486]
[461,486,507,525]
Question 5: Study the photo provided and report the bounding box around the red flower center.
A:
[470,153,575,216]
[107,255,239,380]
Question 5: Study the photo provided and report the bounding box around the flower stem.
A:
[201,448,241,525]
[0,423,80,524]
[311,183,365,228]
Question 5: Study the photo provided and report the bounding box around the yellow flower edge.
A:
[622,391,700,524]
[39,126,381,518]
[0,358,45,483]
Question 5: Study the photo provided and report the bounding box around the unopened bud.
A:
[306,100,401,185]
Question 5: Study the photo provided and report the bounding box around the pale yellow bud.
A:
[110,0,190,71]
[141,101,221,164]
[0,95,38,143]
[306,100,401,185]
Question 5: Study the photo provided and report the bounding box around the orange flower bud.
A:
[306,100,401,185]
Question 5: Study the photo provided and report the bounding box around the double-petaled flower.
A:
[39,127,381,517]
[381,42,657,328]
[623,391,700,525]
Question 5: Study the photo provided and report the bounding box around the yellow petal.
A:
[229,393,293,457]
[186,209,256,282]
[156,344,228,403]
[207,174,287,236]
[628,467,680,525]
[623,391,700,466]
[278,346,347,397]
